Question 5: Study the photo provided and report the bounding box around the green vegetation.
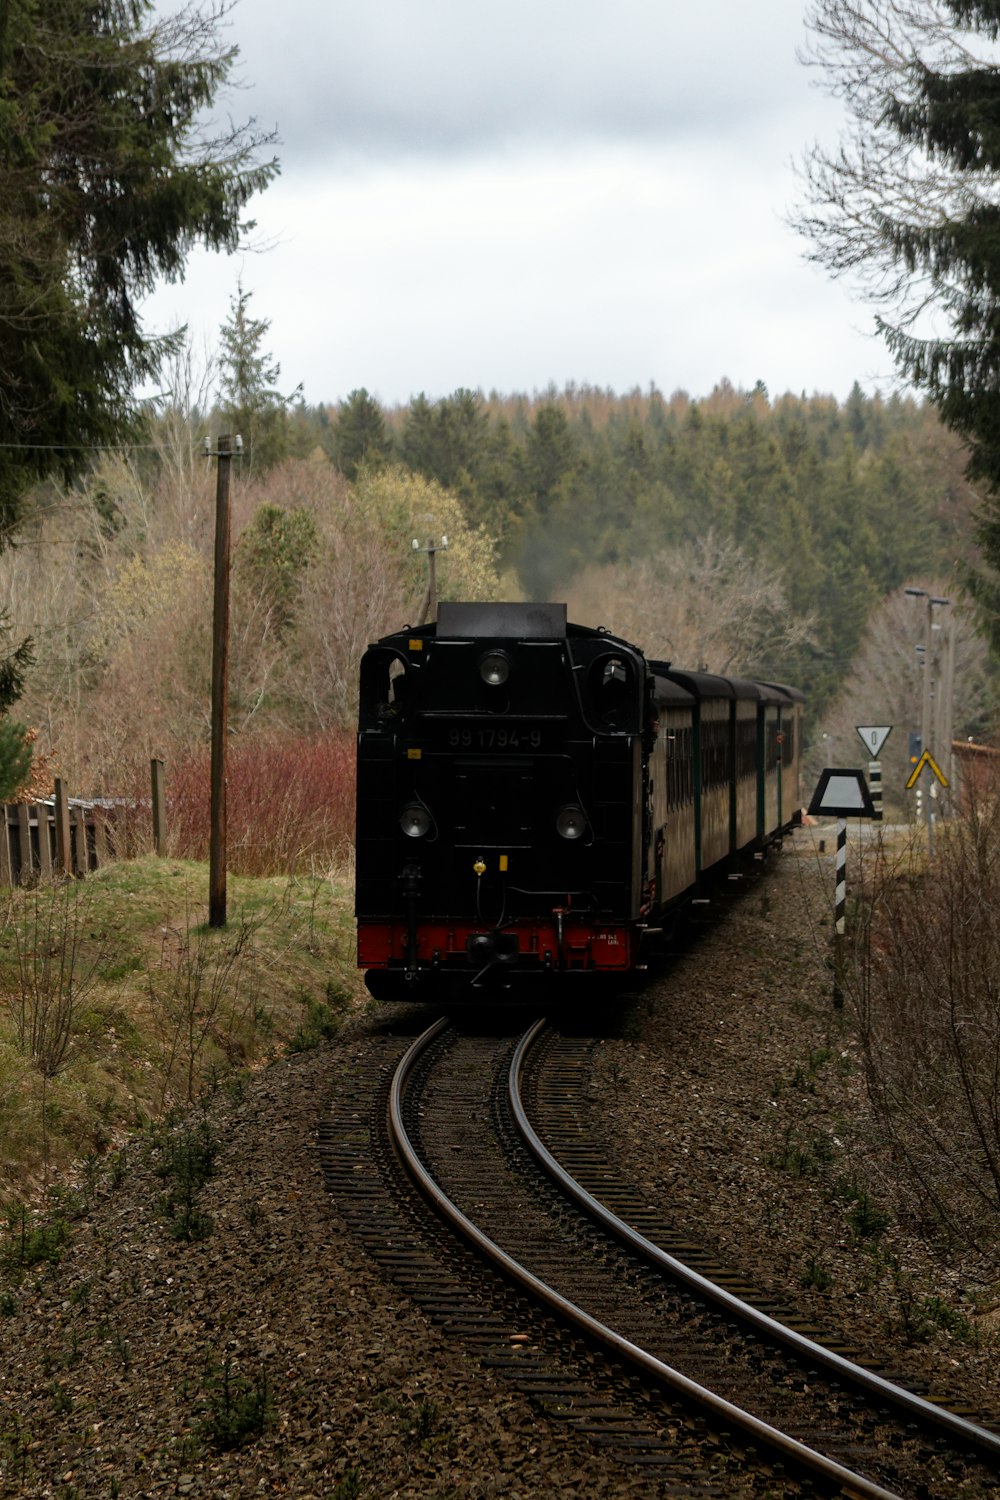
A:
[153,1118,219,1242]
[198,1355,273,1450]
[0,858,360,1204]
[263,379,991,725]
[1,1204,71,1270]
[801,1258,834,1293]
[0,0,277,527]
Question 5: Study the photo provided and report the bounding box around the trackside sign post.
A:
[807,769,877,1009]
[905,749,948,791]
[855,725,891,820]
[906,749,949,859]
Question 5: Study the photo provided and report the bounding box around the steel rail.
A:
[510,1017,1000,1463]
[388,1018,903,1500]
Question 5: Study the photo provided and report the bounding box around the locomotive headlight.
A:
[478,650,511,687]
[555,804,588,840]
[399,803,432,838]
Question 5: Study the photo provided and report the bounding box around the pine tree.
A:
[333,389,392,480]
[0,0,278,530]
[796,0,1000,651]
[876,4,1000,645]
[217,284,300,473]
[0,716,33,802]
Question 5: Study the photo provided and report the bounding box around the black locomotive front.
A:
[355,602,650,997]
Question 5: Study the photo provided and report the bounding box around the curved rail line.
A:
[389,1016,902,1500]
[510,1017,1000,1468]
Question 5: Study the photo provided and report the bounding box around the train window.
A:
[701,717,730,788]
[736,717,756,779]
[665,725,692,811]
[359,649,413,728]
[586,653,637,730]
[666,726,692,809]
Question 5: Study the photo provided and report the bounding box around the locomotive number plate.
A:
[446,726,545,750]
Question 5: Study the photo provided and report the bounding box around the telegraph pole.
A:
[937,606,957,811]
[208,434,240,927]
[412,534,448,626]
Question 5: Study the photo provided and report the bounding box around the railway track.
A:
[319,1014,1000,1498]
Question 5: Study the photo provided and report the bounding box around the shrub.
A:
[847,764,1000,1252]
[163,732,356,875]
[199,1357,273,1449]
[92,731,356,874]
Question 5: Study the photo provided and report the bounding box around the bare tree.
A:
[813,582,993,799]
[566,533,815,677]
[146,335,218,549]
[793,0,1000,321]
[286,462,500,727]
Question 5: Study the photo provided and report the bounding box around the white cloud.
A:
[143,0,895,407]
[224,0,833,159]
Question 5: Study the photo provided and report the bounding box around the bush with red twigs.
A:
[107,734,356,875]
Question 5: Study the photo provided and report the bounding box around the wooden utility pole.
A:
[150,758,167,856]
[209,434,236,927]
[54,776,72,877]
[413,535,448,625]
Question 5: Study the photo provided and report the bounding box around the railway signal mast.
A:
[904,588,952,856]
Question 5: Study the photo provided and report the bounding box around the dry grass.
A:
[0,855,363,1204]
[844,778,1000,1263]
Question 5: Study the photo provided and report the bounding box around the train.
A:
[355,601,804,1000]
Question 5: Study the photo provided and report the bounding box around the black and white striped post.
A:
[855,726,891,823]
[807,769,877,1010]
[833,818,847,1007]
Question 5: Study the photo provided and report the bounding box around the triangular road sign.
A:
[905,749,949,790]
[856,725,892,758]
[807,768,877,818]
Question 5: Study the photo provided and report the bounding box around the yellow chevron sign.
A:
[905,749,949,790]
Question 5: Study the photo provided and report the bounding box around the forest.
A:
[1,299,996,844]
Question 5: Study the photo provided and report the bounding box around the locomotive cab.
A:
[356,602,650,998]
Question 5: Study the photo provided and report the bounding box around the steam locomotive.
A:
[355,602,803,1000]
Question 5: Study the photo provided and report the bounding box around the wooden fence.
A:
[0,762,165,887]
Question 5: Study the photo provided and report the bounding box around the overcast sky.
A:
[144,0,893,410]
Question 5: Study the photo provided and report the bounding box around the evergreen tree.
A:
[333,389,392,480]
[522,403,577,516]
[400,393,439,476]
[236,503,318,634]
[399,389,488,494]
[434,389,489,491]
[0,0,278,530]
[217,284,300,473]
[0,716,33,802]
[0,612,33,796]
